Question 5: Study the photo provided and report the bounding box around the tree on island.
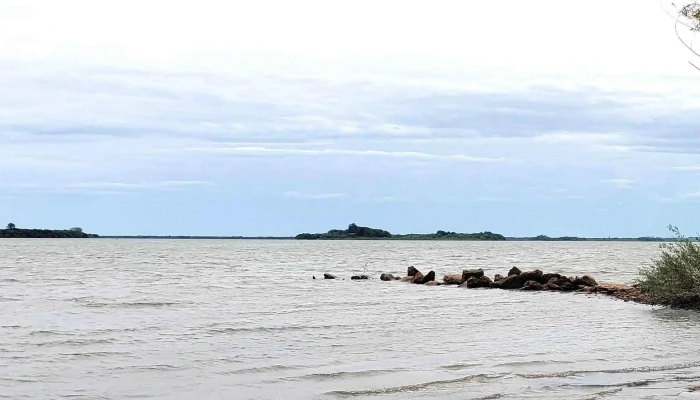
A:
[6,223,15,230]
[666,1,700,70]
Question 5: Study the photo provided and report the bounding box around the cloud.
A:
[283,191,348,199]
[0,181,216,195]
[600,179,635,189]
[669,166,700,172]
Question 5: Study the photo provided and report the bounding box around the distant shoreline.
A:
[93,236,680,242]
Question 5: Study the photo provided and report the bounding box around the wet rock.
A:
[493,274,505,283]
[464,275,493,288]
[407,266,420,277]
[380,273,398,281]
[412,271,425,284]
[541,273,561,284]
[573,275,598,287]
[324,273,336,280]
[414,271,436,284]
[425,280,442,287]
[577,285,596,293]
[313,276,316,279]
[443,274,463,285]
[519,269,543,283]
[499,274,525,289]
[522,280,545,291]
[546,281,561,291]
[508,267,522,276]
[596,283,632,294]
[400,276,414,282]
[351,275,369,280]
[560,281,576,291]
[461,269,485,283]
[670,293,700,310]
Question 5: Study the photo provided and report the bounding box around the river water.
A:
[1,239,700,399]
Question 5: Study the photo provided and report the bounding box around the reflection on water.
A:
[0,239,699,399]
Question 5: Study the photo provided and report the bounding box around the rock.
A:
[519,269,543,283]
[546,281,561,291]
[414,271,436,284]
[324,273,336,280]
[380,273,396,281]
[461,269,485,283]
[400,276,414,282]
[573,275,598,287]
[313,276,316,279]
[425,280,441,287]
[407,266,420,277]
[578,285,596,293]
[443,274,463,285]
[541,273,561,284]
[508,267,522,276]
[464,275,493,288]
[596,283,632,294]
[522,280,545,291]
[351,275,369,280]
[494,274,505,283]
[499,274,525,289]
[412,271,425,284]
[670,293,700,310]
[560,281,576,291]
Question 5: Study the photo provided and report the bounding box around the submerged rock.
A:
[407,266,420,277]
[499,274,525,289]
[522,280,545,291]
[351,275,369,280]
[443,274,463,285]
[508,267,522,276]
[380,273,399,281]
[400,276,414,282]
[461,269,485,283]
[464,275,493,288]
[324,273,336,280]
[425,280,441,287]
[414,271,436,284]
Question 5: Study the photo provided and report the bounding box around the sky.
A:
[2,0,700,237]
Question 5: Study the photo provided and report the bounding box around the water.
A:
[1,239,700,400]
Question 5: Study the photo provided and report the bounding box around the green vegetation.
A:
[635,226,700,307]
[295,224,505,240]
[296,223,392,240]
[0,224,98,238]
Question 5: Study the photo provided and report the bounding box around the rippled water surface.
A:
[2,239,700,399]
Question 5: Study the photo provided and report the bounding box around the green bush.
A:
[636,225,700,305]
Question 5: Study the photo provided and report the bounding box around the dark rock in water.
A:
[461,268,485,283]
[499,274,525,289]
[573,275,598,287]
[380,273,397,281]
[464,275,493,288]
[508,267,522,276]
[560,281,576,291]
[414,271,436,284]
[493,274,505,283]
[351,275,369,280]
[546,281,561,291]
[412,271,424,284]
[407,266,420,277]
[313,276,316,279]
[670,292,700,310]
[324,273,336,280]
[443,274,462,285]
[521,280,545,291]
[541,273,561,284]
[519,269,543,283]
[400,276,414,282]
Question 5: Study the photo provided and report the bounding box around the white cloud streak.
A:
[284,191,348,199]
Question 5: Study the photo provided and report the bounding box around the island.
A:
[0,223,98,238]
[295,223,507,240]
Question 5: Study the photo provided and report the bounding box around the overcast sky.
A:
[2,0,700,237]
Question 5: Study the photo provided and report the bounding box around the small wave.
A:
[30,330,75,337]
[81,301,180,308]
[35,338,115,347]
[224,364,306,375]
[442,362,482,371]
[0,377,39,383]
[0,278,22,283]
[136,364,180,371]
[0,297,21,302]
[582,388,624,399]
[474,395,504,400]
[1,325,21,329]
[327,373,506,397]
[59,351,129,358]
[518,361,700,379]
[285,368,407,382]
[207,323,355,334]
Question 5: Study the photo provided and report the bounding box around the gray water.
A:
[1,240,700,400]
